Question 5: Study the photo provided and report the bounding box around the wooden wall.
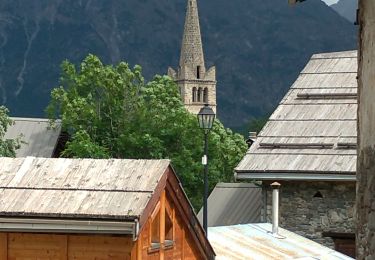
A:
[137,191,204,260]
[0,233,133,259]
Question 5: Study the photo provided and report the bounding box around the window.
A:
[192,87,197,102]
[203,88,208,103]
[149,192,174,252]
[150,203,161,250]
[322,232,355,258]
[197,66,201,79]
[198,87,202,102]
[151,211,160,244]
[313,191,323,198]
[165,202,174,240]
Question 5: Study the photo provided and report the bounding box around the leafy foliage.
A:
[0,106,21,157]
[47,54,247,209]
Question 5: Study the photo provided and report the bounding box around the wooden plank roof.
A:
[236,50,357,179]
[0,157,170,220]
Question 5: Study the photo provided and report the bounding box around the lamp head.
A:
[197,104,216,132]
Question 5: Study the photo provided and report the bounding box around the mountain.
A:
[331,0,357,23]
[0,0,356,128]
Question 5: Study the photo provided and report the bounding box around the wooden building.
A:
[235,50,357,257]
[0,157,214,259]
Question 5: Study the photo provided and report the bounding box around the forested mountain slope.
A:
[0,0,356,127]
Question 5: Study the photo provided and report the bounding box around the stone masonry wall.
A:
[357,1,375,258]
[264,181,356,248]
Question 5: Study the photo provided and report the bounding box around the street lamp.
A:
[197,104,216,235]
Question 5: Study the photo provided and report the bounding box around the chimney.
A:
[271,182,281,236]
[246,132,257,148]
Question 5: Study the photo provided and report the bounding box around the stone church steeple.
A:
[168,0,217,115]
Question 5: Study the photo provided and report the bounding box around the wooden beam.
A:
[182,227,185,259]
[137,234,142,260]
[160,190,166,260]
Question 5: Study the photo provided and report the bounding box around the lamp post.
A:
[197,104,216,236]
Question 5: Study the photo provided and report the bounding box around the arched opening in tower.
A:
[203,88,208,103]
[192,87,197,102]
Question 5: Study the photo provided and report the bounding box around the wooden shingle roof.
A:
[0,157,170,219]
[236,50,357,180]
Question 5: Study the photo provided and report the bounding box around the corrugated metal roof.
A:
[4,118,61,157]
[0,157,170,219]
[236,50,357,179]
[208,223,354,260]
[197,183,261,227]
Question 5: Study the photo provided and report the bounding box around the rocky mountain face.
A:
[331,0,357,23]
[0,0,356,128]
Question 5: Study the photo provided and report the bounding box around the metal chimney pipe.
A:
[249,132,257,140]
[271,182,281,236]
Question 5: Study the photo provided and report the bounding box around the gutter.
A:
[0,218,138,236]
[235,172,356,182]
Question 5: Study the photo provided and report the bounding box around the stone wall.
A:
[264,181,356,248]
[357,1,375,259]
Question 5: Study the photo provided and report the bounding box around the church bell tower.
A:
[168,0,217,114]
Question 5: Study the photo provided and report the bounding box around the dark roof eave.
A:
[0,212,140,222]
[234,171,356,182]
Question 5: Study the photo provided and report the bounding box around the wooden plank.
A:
[160,190,166,260]
[0,233,7,259]
[68,234,132,259]
[8,233,66,260]
[137,236,142,260]
[62,235,68,260]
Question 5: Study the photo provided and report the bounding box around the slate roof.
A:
[236,51,357,180]
[197,183,261,227]
[4,118,61,157]
[0,157,170,220]
[209,223,353,260]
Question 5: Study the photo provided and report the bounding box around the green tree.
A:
[47,54,247,209]
[0,106,21,157]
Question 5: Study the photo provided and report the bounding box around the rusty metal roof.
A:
[236,50,357,180]
[4,118,61,157]
[197,183,261,227]
[0,157,170,220]
[208,223,353,260]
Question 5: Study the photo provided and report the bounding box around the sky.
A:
[323,0,339,5]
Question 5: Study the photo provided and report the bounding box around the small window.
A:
[148,197,175,252]
[165,210,173,241]
[313,191,323,198]
[197,66,201,79]
[151,211,160,245]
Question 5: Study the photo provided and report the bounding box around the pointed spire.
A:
[179,0,205,71]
